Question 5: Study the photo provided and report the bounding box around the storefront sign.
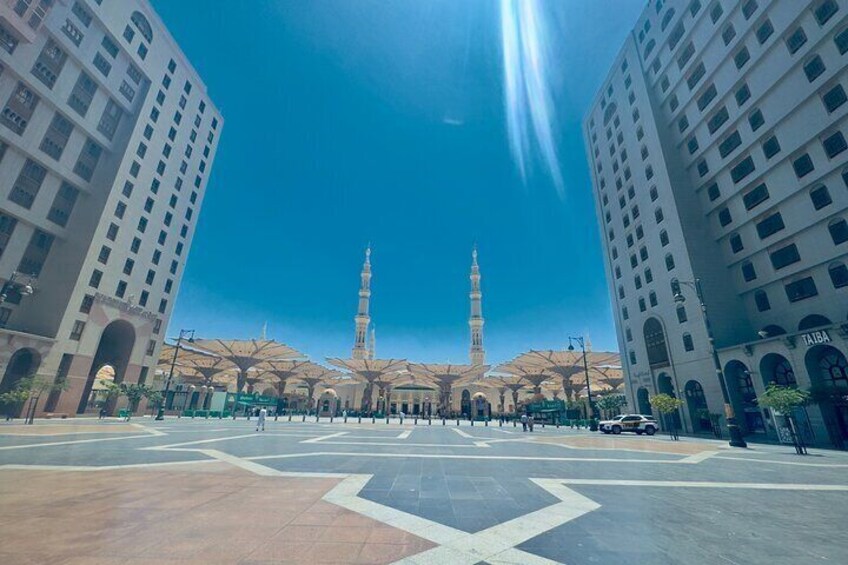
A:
[800,330,831,347]
[94,293,157,321]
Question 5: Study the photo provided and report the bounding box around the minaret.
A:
[469,246,485,364]
[352,246,372,359]
[368,327,376,360]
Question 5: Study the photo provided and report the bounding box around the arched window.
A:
[661,8,675,31]
[798,314,832,331]
[131,11,153,43]
[644,318,670,367]
[644,39,656,59]
[665,253,675,271]
[829,261,848,288]
[828,218,848,245]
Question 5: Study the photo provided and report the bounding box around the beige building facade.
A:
[0,0,221,416]
[585,0,848,445]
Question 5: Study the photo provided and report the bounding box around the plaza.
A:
[1,417,847,564]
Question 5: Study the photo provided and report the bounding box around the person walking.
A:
[528,414,535,432]
[256,406,267,432]
[520,413,528,432]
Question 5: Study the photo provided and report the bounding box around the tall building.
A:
[352,245,372,359]
[469,246,485,364]
[584,0,848,445]
[0,0,222,416]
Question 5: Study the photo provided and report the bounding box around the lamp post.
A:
[156,329,194,420]
[0,272,36,304]
[671,278,747,448]
[568,336,598,430]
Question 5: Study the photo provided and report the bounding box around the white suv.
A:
[598,414,658,435]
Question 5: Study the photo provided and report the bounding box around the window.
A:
[829,262,848,288]
[115,202,126,219]
[742,0,758,20]
[823,84,847,113]
[68,72,96,117]
[2,81,40,135]
[40,113,73,160]
[123,25,135,43]
[9,159,47,209]
[120,81,135,103]
[697,160,709,177]
[814,0,839,26]
[706,182,720,201]
[823,131,848,158]
[137,43,148,59]
[47,182,79,227]
[770,243,801,270]
[697,84,717,111]
[131,11,153,43]
[138,217,148,233]
[810,185,832,210]
[650,186,658,201]
[128,65,143,85]
[730,234,743,253]
[639,298,646,312]
[106,223,118,241]
[683,333,694,351]
[97,245,110,264]
[687,62,706,90]
[722,25,736,46]
[158,299,168,314]
[98,98,123,141]
[804,55,826,82]
[756,19,774,44]
[73,139,102,182]
[734,47,750,69]
[61,19,83,46]
[649,291,657,307]
[836,27,848,54]
[679,115,690,132]
[670,94,679,112]
[139,291,149,307]
[678,42,695,70]
[719,131,742,158]
[89,269,102,288]
[829,218,848,244]
[72,2,92,26]
[743,183,769,211]
[660,230,669,246]
[130,238,141,254]
[116,281,127,298]
[755,290,771,311]
[168,59,177,73]
[70,321,86,341]
[793,153,815,178]
[145,270,155,285]
[32,40,68,89]
[707,107,728,134]
[93,53,111,77]
[665,253,675,270]
[756,213,785,239]
[786,27,807,54]
[710,2,723,24]
[763,135,781,159]
[742,262,757,282]
[735,83,751,106]
[718,207,732,227]
[785,277,818,302]
[0,22,20,54]
[655,207,664,223]
[731,156,755,183]
[122,181,134,198]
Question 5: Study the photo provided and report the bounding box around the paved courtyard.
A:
[1,417,847,564]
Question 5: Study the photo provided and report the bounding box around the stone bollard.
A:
[428,417,432,426]
[414,417,418,425]
[485,419,488,427]
[513,420,517,427]
[471,419,474,427]
[315,415,319,423]
[457,419,460,426]
[288,414,292,422]
[442,418,446,426]
[330,416,334,423]
[302,414,306,422]
[372,416,376,424]
[499,419,502,427]
[358,416,362,424]
[386,417,389,425]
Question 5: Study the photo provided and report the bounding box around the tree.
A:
[103,382,157,420]
[595,394,628,418]
[757,383,810,455]
[649,393,684,440]
[0,375,68,423]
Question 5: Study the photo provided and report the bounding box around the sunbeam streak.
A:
[500,0,565,198]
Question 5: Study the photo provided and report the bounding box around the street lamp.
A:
[156,329,195,420]
[568,336,598,429]
[0,272,36,304]
[671,278,747,448]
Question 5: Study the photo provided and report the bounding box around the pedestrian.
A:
[520,413,528,432]
[399,411,405,424]
[256,406,267,431]
[99,407,106,420]
[529,414,535,432]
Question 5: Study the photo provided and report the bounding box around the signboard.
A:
[94,293,157,321]
[800,330,831,347]
[527,399,565,413]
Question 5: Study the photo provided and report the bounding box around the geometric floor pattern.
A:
[2,418,848,564]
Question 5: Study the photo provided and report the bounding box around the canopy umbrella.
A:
[189,339,305,392]
[406,363,490,416]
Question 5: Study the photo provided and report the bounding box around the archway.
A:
[724,360,764,434]
[636,387,651,415]
[460,389,471,418]
[644,318,670,368]
[318,389,339,417]
[471,392,488,420]
[759,353,797,388]
[684,380,711,433]
[77,320,136,415]
[0,348,41,418]
[798,314,832,331]
[657,373,681,429]
[805,344,848,441]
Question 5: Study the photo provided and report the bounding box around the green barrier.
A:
[118,409,128,418]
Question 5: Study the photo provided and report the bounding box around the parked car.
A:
[598,414,657,435]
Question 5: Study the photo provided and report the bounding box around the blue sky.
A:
[151,0,645,365]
